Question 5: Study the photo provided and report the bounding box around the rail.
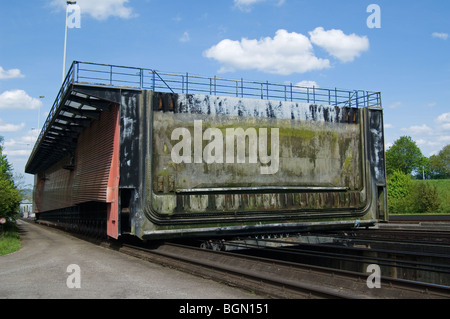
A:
[29,61,382,163]
[71,61,381,108]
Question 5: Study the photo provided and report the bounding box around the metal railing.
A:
[28,61,382,164]
[71,61,381,108]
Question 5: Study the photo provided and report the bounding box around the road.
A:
[0,220,260,299]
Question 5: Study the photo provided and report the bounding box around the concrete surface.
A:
[0,220,260,299]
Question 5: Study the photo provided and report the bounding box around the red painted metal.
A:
[106,105,120,239]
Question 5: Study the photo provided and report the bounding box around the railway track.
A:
[32,218,450,298]
[224,229,450,287]
[111,240,450,299]
[389,215,450,223]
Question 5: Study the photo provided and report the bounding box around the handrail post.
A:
[349,92,352,108]
[152,71,155,91]
[290,83,293,102]
[74,61,79,84]
[313,86,316,104]
[335,88,337,106]
[186,73,189,94]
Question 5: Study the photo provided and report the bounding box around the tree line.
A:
[386,136,449,214]
[0,136,22,226]
[386,136,450,179]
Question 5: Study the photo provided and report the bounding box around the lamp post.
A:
[62,1,77,83]
[38,96,44,130]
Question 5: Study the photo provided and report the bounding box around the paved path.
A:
[0,220,260,299]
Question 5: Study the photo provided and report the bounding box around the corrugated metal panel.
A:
[34,105,119,213]
[34,157,73,212]
[72,105,118,204]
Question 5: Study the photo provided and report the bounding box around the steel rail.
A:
[223,236,450,277]
[116,242,450,299]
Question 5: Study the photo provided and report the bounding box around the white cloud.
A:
[0,67,25,80]
[432,32,449,40]
[397,113,450,156]
[0,119,25,133]
[3,130,39,158]
[0,90,43,110]
[384,123,394,129]
[290,80,319,92]
[401,124,433,135]
[309,27,369,62]
[204,29,330,75]
[436,112,450,131]
[4,149,29,157]
[436,112,450,124]
[295,80,319,88]
[50,0,135,20]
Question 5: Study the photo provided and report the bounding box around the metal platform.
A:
[25,61,382,175]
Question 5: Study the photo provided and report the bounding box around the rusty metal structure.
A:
[26,61,387,240]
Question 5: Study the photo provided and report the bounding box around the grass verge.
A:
[0,222,22,256]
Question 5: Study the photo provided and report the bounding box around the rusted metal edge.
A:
[176,186,349,194]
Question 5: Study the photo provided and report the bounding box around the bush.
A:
[0,179,21,220]
[411,182,441,213]
[387,171,414,214]
[387,170,442,214]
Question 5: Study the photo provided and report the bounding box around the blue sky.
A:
[0,0,449,186]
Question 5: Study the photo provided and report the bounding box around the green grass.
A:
[0,223,22,256]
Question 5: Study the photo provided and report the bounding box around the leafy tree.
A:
[429,144,450,179]
[0,136,21,220]
[386,136,424,176]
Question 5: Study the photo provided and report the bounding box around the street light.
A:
[38,96,44,130]
[62,1,77,83]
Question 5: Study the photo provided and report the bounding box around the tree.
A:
[386,136,424,176]
[0,136,21,220]
[429,144,450,179]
